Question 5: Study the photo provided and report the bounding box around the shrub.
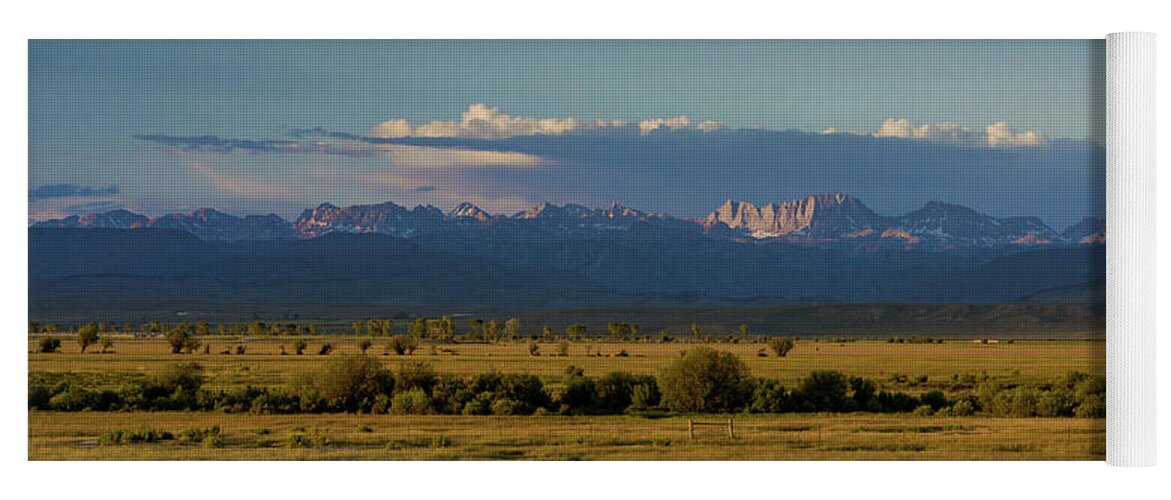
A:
[658,347,751,413]
[912,405,935,416]
[918,390,950,411]
[528,342,540,356]
[1075,394,1106,418]
[293,340,307,355]
[166,329,201,354]
[49,386,93,411]
[798,370,851,412]
[630,382,661,410]
[178,426,222,444]
[318,343,333,355]
[77,323,100,353]
[748,379,794,413]
[142,362,205,400]
[396,362,437,395]
[949,399,976,416]
[391,388,433,415]
[99,427,174,445]
[311,355,395,412]
[358,338,373,354]
[850,377,879,411]
[38,337,61,353]
[1037,389,1077,417]
[387,335,418,356]
[595,372,656,413]
[99,338,114,354]
[768,338,796,357]
[556,342,569,357]
[490,398,523,415]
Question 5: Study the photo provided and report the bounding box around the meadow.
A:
[28,335,1105,460]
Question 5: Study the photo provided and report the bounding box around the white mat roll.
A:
[1106,31,1156,467]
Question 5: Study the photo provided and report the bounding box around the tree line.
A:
[29,347,1104,418]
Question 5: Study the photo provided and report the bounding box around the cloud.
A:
[29,183,119,201]
[823,118,1049,147]
[371,104,715,139]
[638,116,691,135]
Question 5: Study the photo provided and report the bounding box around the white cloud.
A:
[822,118,1049,147]
[374,144,545,168]
[696,120,722,133]
[639,115,691,135]
[371,104,715,139]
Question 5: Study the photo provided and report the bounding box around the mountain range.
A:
[33,193,1104,249]
[28,194,1106,321]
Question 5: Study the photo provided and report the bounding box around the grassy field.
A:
[28,412,1104,460]
[28,336,1104,460]
[28,336,1104,390]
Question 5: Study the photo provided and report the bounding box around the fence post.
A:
[688,420,695,440]
[728,419,735,439]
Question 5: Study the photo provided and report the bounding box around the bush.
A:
[490,398,523,415]
[142,362,205,400]
[99,427,174,445]
[391,388,433,415]
[99,338,115,354]
[595,372,656,413]
[38,337,61,353]
[850,377,878,411]
[1037,389,1077,417]
[918,390,950,411]
[768,338,795,357]
[912,405,935,416]
[658,348,751,413]
[78,324,100,353]
[630,382,661,410]
[798,370,850,412]
[397,362,437,395]
[166,329,201,354]
[556,342,569,357]
[318,343,333,355]
[1075,394,1106,418]
[748,379,794,413]
[293,340,307,355]
[311,355,395,412]
[387,335,418,355]
[358,338,373,354]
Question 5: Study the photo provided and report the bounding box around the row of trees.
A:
[30,348,1105,418]
[32,319,803,343]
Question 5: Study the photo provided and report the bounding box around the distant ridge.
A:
[33,194,1101,249]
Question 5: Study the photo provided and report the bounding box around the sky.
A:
[28,40,1105,229]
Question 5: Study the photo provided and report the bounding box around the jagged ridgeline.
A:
[30,194,1105,325]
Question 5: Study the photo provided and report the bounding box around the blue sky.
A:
[29,40,1105,228]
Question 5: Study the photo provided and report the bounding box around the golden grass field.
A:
[28,336,1105,460]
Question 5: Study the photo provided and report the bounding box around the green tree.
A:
[303,355,395,412]
[166,328,202,354]
[77,323,100,353]
[485,319,502,342]
[658,347,750,412]
[409,318,428,338]
[38,337,61,353]
[566,323,586,342]
[768,338,796,358]
[504,318,521,341]
[691,323,702,341]
[352,321,364,336]
[387,335,418,356]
